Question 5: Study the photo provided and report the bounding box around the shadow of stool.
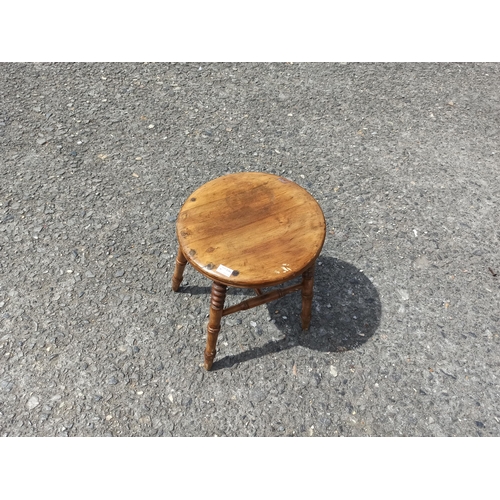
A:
[211,256,381,370]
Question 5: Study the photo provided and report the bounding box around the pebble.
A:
[414,255,429,269]
[0,379,13,390]
[249,389,266,403]
[114,270,125,278]
[36,138,47,145]
[27,396,40,410]
[107,376,118,385]
[85,270,95,278]
[250,321,257,327]
[310,373,321,387]
[330,366,338,377]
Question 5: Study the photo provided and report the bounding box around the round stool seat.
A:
[176,172,326,288]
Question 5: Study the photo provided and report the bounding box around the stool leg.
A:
[172,247,187,292]
[301,263,315,330]
[204,281,227,370]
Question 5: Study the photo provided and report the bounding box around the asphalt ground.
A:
[0,62,499,436]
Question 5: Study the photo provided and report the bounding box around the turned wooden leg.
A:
[301,263,315,330]
[172,247,188,292]
[204,281,227,370]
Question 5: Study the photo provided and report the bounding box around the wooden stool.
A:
[172,172,326,370]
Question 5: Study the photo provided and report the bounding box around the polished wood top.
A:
[176,172,326,288]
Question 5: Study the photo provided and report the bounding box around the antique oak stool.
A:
[171,172,326,370]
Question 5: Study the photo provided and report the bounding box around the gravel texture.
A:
[0,62,499,436]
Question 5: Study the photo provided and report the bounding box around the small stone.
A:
[107,376,118,385]
[398,289,409,301]
[139,415,152,426]
[249,389,266,403]
[330,366,338,377]
[0,379,13,391]
[148,124,155,129]
[318,417,332,430]
[114,270,125,278]
[310,374,321,387]
[250,321,257,327]
[36,138,47,145]
[414,255,429,269]
[85,270,95,278]
[27,396,40,410]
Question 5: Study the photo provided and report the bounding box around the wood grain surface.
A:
[176,172,326,288]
